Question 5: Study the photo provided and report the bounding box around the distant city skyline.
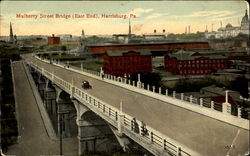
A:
[0,1,248,36]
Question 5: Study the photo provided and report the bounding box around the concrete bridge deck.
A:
[7,61,77,156]
[23,54,249,156]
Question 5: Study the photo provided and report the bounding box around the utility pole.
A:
[60,113,62,155]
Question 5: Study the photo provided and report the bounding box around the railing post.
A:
[52,71,55,83]
[42,67,44,75]
[152,86,155,93]
[238,107,242,118]
[163,139,166,150]
[222,101,231,114]
[147,84,150,91]
[81,63,83,71]
[159,87,161,94]
[133,81,135,86]
[200,98,203,106]
[181,93,184,100]
[150,132,154,143]
[177,147,181,156]
[190,95,193,103]
[166,89,168,96]
[173,91,176,98]
[211,101,214,110]
[109,107,111,116]
[118,101,124,134]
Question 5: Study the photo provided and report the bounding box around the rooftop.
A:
[106,50,152,56]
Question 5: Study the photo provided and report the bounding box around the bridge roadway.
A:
[6,61,77,156]
[23,54,249,156]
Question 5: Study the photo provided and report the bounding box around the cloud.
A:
[146,13,168,19]
[187,10,236,18]
[129,8,154,16]
[132,24,143,32]
[170,10,237,20]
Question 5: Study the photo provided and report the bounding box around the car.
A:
[82,80,92,89]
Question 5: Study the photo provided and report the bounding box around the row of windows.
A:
[106,67,151,72]
[109,62,151,66]
[179,69,211,74]
[110,56,151,61]
[178,59,227,64]
[179,63,227,68]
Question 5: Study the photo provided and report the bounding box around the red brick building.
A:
[48,34,60,45]
[164,50,229,75]
[84,42,211,55]
[103,50,152,76]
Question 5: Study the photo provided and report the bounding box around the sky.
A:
[0,1,249,36]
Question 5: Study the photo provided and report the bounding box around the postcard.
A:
[0,1,249,156]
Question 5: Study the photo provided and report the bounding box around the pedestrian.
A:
[141,121,148,136]
[102,73,104,80]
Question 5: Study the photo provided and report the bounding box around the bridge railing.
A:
[32,55,249,130]
[27,60,197,156]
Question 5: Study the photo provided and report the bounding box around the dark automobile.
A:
[82,80,92,89]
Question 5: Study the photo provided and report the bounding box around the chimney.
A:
[52,34,54,37]
[163,29,165,33]
[154,29,156,33]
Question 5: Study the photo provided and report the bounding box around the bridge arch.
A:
[72,99,121,154]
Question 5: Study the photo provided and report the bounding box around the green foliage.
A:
[228,76,249,98]
[70,60,102,72]
[170,76,249,98]
[172,78,217,92]
[61,45,67,51]
[166,32,205,40]
[0,42,18,151]
[130,72,162,87]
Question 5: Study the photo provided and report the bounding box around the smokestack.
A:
[163,29,165,33]
[154,29,156,33]
[52,34,55,37]
[188,25,190,34]
[185,27,187,34]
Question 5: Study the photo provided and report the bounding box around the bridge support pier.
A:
[43,79,56,111]
[37,75,46,98]
[72,99,119,155]
[54,86,72,138]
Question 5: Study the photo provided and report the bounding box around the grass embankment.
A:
[0,42,20,152]
[69,60,102,72]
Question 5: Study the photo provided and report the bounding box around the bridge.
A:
[20,53,249,156]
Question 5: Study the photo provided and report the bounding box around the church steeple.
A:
[128,18,132,39]
[9,22,14,43]
[81,29,85,38]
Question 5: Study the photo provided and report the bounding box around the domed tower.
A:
[240,9,249,34]
[241,10,249,27]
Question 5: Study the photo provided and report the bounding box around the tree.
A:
[61,45,67,51]
[228,76,249,98]
[130,72,162,87]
